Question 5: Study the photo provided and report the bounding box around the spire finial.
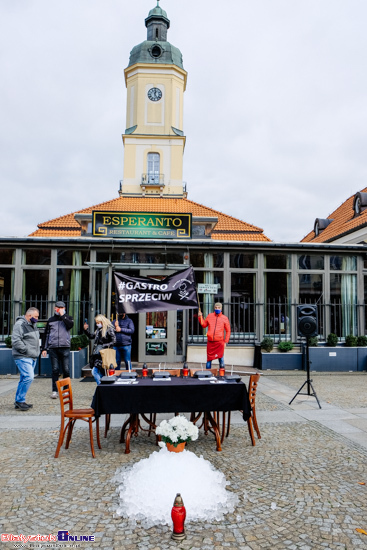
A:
[157,0,160,6]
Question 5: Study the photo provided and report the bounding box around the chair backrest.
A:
[152,368,181,376]
[248,373,260,408]
[56,377,73,414]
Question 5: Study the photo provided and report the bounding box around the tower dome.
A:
[127,2,183,69]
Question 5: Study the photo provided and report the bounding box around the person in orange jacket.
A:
[198,302,231,369]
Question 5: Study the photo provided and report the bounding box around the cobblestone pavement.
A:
[1,373,367,549]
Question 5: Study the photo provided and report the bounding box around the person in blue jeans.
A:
[114,313,135,370]
[12,307,40,410]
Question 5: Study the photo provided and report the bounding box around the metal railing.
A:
[141,173,165,186]
[0,296,91,340]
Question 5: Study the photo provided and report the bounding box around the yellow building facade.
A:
[120,4,187,198]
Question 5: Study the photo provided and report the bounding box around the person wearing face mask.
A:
[12,307,40,410]
[114,313,135,370]
[42,301,74,399]
[84,314,116,385]
[198,303,231,370]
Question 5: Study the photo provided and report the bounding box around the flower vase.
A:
[166,442,186,453]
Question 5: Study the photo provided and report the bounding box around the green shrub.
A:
[4,336,12,348]
[260,337,274,352]
[326,333,338,347]
[345,334,358,347]
[70,335,89,351]
[357,335,367,347]
[277,341,294,352]
[308,336,319,347]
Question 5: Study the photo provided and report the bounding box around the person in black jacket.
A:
[114,313,135,370]
[42,301,74,399]
[84,314,116,385]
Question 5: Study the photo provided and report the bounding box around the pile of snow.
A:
[114,446,238,527]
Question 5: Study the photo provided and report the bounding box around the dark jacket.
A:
[12,316,40,360]
[43,314,74,349]
[84,325,116,354]
[84,325,116,373]
[114,315,135,346]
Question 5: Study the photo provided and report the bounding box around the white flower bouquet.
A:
[155,415,199,447]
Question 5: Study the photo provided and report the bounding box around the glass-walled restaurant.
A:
[1,239,366,363]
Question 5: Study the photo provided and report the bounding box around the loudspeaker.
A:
[297,305,318,337]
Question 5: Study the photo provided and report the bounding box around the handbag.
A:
[99,347,117,370]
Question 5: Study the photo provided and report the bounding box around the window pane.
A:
[265,272,291,337]
[190,252,223,268]
[24,249,51,265]
[230,253,257,268]
[265,254,290,269]
[57,249,89,265]
[188,271,223,340]
[298,255,324,270]
[230,273,255,336]
[0,268,14,336]
[0,249,15,264]
[23,270,49,318]
[299,274,323,302]
[330,256,356,271]
[330,273,357,337]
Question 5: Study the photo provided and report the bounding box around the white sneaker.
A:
[51,392,57,399]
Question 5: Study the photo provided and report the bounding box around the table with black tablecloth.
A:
[91,377,251,453]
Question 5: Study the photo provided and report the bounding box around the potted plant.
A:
[357,335,367,347]
[260,337,274,352]
[326,333,338,347]
[345,335,358,347]
[277,341,294,353]
[156,415,199,453]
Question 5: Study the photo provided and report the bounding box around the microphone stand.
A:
[289,337,321,409]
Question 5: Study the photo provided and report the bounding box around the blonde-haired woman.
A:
[84,315,116,385]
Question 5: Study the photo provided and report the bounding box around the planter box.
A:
[0,347,88,378]
[261,352,303,370]
[309,347,367,372]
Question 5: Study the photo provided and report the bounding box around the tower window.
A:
[151,45,162,58]
[147,153,160,184]
[156,28,159,39]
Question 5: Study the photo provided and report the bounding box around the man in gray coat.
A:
[12,307,40,410]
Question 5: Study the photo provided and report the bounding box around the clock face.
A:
[147,87,162,102]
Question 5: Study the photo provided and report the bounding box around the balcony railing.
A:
[141,174,165,186]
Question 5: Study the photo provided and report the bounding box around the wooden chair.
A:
[54,377,101,458]
[225,373,261,446]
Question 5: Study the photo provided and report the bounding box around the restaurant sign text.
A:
[92,211,192,239]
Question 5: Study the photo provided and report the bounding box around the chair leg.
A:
[247,415,256,446]
[220,411,226,443]
[65,420,75,449]
[252,408,261,440]
[226,411,231,438]
[54,420,69,458]
[96,417,102,449]
[88,418,96,458]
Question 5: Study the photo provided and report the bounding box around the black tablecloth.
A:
[91,377,251,421]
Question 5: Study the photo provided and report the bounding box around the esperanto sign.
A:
[114,267,198,314]
[93,211,192,239]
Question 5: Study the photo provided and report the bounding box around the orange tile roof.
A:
[30,196,271,242]
[301,187,367,243]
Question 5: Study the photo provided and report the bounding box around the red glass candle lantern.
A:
[219,365,225,377]
[171,493,186,541]
[142,363,148,377]
[182,362,189,378]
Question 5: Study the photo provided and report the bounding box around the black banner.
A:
[114,267,198,314]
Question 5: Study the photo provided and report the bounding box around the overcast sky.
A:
[1,0,367,242]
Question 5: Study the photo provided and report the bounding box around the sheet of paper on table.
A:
[152,377,171,381]
[115,379,139,384]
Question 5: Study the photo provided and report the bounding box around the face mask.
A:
[59,309,65,316]
[96,323,102,328]
[214,309,221,315]
[30,317,38,324]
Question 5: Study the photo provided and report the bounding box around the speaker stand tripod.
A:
[289,338,321,409]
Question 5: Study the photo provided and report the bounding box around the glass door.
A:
[139,309,185,364]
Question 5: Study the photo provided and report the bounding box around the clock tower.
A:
[120,2,187,198]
